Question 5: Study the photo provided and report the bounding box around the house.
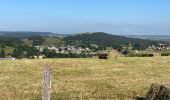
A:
[159,43,167,49]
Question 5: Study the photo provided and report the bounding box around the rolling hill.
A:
[64,32,168,50]
[1,31,169,52]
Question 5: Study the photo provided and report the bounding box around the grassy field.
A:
[1,57,170,100]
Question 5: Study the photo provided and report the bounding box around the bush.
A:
[161,53,170,56]
[99,53,108,59]
[128,53,154,57]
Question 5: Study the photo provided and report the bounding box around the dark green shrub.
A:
[128,53,154,57]
[161,53,170,56]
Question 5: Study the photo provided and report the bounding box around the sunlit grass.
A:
[1,57,170,100]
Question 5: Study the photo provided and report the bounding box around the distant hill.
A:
[125,35,170,41]
[1,31,169,51]
[64,32,168,50]
[0,31,68,38]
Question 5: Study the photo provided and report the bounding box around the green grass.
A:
[42,37,63,46]
[22,37,63,47]
[1,57,170,100]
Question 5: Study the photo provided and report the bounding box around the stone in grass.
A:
[134,83,170,100]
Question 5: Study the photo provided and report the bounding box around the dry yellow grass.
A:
[1,57,170,100]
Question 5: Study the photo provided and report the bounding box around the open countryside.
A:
[1,0,170,100]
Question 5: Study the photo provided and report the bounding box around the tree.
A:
[122,49,129,55]
[12,48,22,59]
[0,43,6,48]
[0,49,6,58]
[27,47,39,58]
[42,48,51,58]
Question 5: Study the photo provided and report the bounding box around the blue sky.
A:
[0,0,170,35]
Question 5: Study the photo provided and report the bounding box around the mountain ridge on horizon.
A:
[1,31,170,35]
[0,31,170,41]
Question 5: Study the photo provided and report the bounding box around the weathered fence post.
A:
[42,65,52,100]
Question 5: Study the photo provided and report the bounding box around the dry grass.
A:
[1,57,170,100]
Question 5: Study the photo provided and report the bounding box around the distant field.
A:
[1,57,170,100]
[22,36,64,47]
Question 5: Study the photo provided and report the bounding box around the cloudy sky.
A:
[0,0,170,35]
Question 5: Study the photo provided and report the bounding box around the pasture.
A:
[1,57,170,100]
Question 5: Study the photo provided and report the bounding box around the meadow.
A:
[1,57,170,100]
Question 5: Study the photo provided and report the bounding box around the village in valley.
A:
[1,33,170,60]
[33,45,95,59]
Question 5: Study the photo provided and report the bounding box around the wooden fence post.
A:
[42,65,52,100]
